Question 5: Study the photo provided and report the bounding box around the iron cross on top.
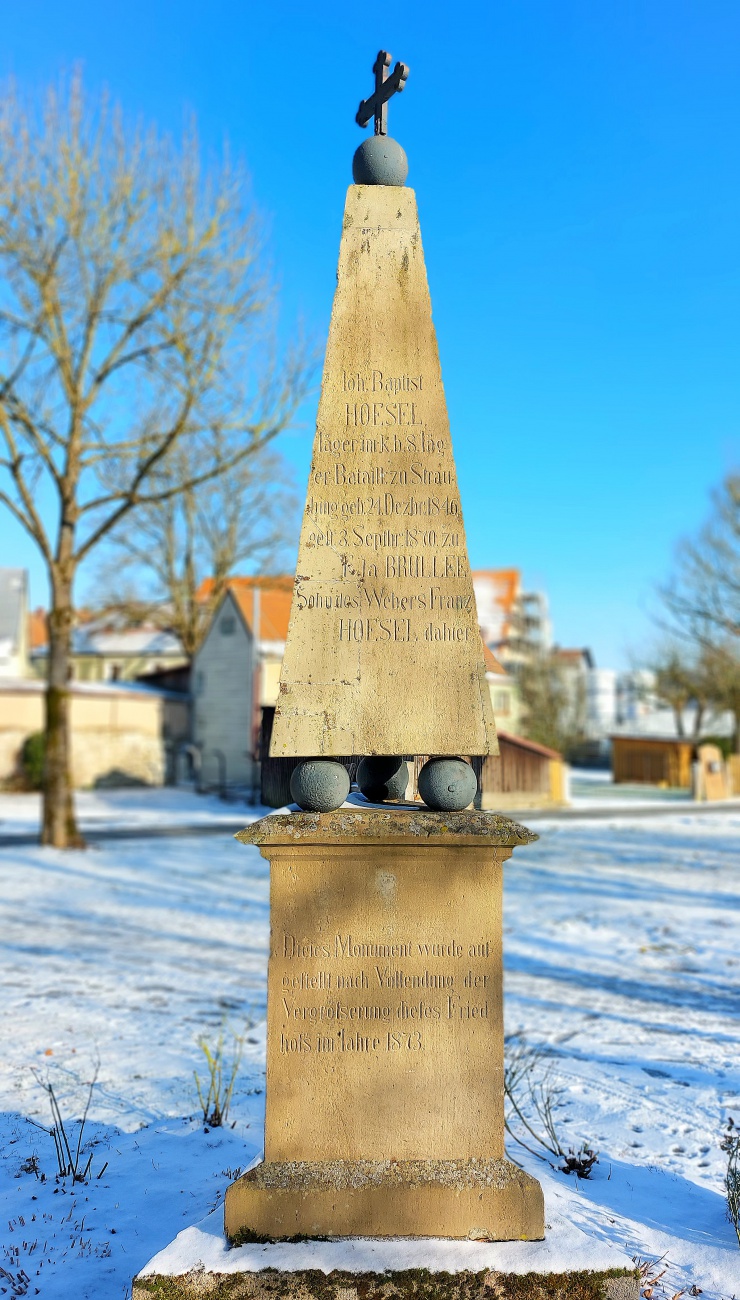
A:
[356,50,409,136]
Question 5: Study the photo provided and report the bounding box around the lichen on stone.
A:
[133,1266,639,1300]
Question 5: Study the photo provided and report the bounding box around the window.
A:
[220,616,236,636]
[494,690,510,715]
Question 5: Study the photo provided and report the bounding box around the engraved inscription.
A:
[287,361,480,658]
[270,186,497,758]
[276,931,494,1057]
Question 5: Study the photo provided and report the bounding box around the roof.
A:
[0,677,181,700]
[482,642,507,675]
[28,607,48,651]
[554,647,595,669]
[200,576,294,642]
[610,734,696,748]
[497,730,561,761]
[0,569,26,651]
[472,569,520,610]
[32,626,185,659]
[135,663,191,692]
[74,627,184,657]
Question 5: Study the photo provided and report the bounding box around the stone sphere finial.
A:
[290,760,350,812]
[352,136,408,187]
[417,757,477,811]
[357,756,409,802]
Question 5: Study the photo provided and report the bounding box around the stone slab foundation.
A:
[132,1266,639,1299]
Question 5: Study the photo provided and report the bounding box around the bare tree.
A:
[655,473,740,751]
[516,652,587,756]
[0,76,309,846]
[699,643,740,752]
[642,644,709,739]
[659,474,740,645]
[91,441,298,656]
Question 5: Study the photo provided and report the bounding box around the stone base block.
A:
[224,1158,544,1243]
[133,1267,639,1299]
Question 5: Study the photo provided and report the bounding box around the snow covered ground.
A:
[0,786,254,836]
[569,768,693,808]
[0,791,738,1299]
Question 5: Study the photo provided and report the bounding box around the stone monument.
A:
[224,50,544,1245]
[270,53,496,768]
[133,52,641,1300]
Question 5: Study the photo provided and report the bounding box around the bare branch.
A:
[0,486,41,546]
[0,71,311,845]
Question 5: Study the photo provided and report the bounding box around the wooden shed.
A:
[611,735,694,788]
[472,732,566,811]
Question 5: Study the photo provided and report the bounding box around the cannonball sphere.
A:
[352,135,408,187]
[417,757,477,812]
[290,760,350,813]
[357,756,409,803]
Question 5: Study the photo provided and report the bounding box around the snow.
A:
[141,1179,634,1276]
[568,768,695,810]
[0,790,738,1298]
[0,786,261,836]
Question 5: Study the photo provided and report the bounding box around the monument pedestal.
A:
[225,808,544,1243]
[226,1156,542,1242]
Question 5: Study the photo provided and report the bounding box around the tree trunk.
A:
[41,575,84,848]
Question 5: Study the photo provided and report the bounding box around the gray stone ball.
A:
[417,757,477,812]
[290,760,350,813]
[357,756,409,803]
[352,135,408,186]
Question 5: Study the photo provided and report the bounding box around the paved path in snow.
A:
[2,799,740,846]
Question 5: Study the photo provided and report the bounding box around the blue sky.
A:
[1,0,738,667]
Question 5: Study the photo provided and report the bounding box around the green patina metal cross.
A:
[356,50,409,136]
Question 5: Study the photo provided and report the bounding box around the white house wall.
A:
[193,592,255,789]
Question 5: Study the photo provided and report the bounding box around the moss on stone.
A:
[235,809,537,849]
[228,1228,329,1248]
[133,1266,639,1300]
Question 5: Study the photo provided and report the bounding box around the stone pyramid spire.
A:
[270,182,497,760]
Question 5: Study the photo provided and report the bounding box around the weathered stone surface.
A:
[352,135,409,185]
[133,1266,640,1299]
[227,808,541,1241]
[418,756,478,810]
[235,807,537,847]
[270,185,497,759]
[289,760,351,812]
[225,1158,543,1243]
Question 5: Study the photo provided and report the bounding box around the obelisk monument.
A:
[270,53,496,768]
[225,51,544,1243]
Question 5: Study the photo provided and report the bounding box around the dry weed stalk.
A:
[720,1115,740,1248]
[28,1065,107,1182]
[194,1022,245,1128]
[504,1035,598,1178]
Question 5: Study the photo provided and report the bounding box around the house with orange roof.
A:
[472,569,551,670]
[481,640,522,735]
[191,576,294,790]
[472,568,520,647]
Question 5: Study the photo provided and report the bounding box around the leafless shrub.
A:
[632,1253,706,1300]
[504,1035,599,1178]
[720,1115,740,1247]
[28,1065,108,1183]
